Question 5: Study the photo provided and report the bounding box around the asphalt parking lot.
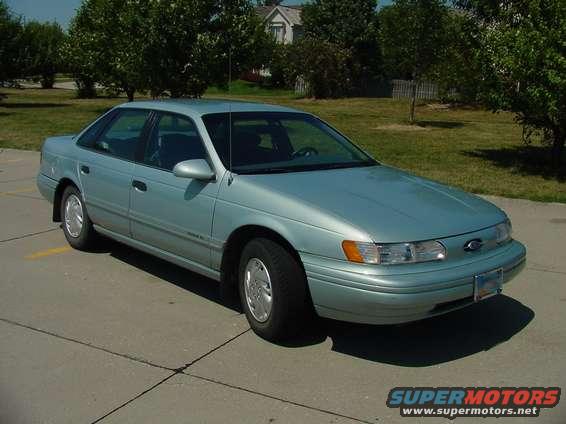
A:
[1,147,565,424]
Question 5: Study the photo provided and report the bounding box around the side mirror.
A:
[173,159,215,181]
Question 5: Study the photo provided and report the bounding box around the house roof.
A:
[256,5,275,20]
[257,5,302,26]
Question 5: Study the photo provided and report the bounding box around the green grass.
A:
[1,86,564,202]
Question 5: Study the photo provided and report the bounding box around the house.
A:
[256,5,303,44]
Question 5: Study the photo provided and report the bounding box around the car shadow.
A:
[90,237,232,310]
[288,295,534,367]
[91,237,534,367]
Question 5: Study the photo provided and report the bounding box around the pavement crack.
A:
[90,372,178,424]
[527,266,566,276]
[0,227,59,243]
[0,317,174,372]
[91,328,251,423]
[176,327,251,372]
[185,373,373,424]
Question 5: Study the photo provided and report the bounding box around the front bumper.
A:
[301,240,526,325]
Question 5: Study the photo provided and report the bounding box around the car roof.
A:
[117,99,303,117]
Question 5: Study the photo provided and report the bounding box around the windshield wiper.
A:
[237,167,296,175]
[236,160,377,175]
[314,161,377,170]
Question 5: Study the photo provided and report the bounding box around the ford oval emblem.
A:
[464,239,483,252]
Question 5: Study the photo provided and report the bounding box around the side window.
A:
[144,113,207,171]
[94,109,151,161]
[76,111,116,148]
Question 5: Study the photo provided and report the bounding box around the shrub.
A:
[267,44,295,88]
[292,38,352,99]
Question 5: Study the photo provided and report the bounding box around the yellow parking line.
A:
[25,246,72,260]
[0,159,23,164]
[0,187,36,196]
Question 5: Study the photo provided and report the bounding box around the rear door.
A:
[130,111,219,267]
[77,108,152,236]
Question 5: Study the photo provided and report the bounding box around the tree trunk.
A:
[409,79,417,124]
[126,87,135,102]
[41,74,55,89]
[551,129,565,168]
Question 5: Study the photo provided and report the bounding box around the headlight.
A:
[342,240,446,265]
[495,219,512,244]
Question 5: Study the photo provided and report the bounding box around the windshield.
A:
[202,112,377,174]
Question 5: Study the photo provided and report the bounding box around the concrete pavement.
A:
[0,148,565,423]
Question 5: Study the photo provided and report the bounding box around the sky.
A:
[6,0,82,29]
[5,0,306,30]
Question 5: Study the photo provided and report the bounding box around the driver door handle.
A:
[132,180,147,192]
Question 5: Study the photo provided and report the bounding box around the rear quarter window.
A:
[76,110,116,148]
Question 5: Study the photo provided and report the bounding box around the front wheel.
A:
[60,185,97,250]
[239,238,311,341]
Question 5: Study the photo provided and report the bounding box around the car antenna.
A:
[227,45,234,186]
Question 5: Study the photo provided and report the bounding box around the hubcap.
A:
[64,194,84,238]
[244,258,273,323]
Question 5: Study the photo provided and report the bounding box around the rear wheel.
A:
[239,238,311,341]
[61,185,97,250]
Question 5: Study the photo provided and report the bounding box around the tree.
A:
[456,0,566,167]
[0,0,24,86]
[65,0,149,101]
[429,10,484,103]
[64,2,102,98]
[301,0,382,95]
[64,0,271,99]
[258,0,283,5]
[22,21,65,88]
[292,37,352,98]
[379,0,448,122]
[140,0,272,98]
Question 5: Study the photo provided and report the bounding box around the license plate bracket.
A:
[474,268,503,302]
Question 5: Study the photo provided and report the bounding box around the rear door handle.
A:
[80,165,90,174]
[132,180,147,192]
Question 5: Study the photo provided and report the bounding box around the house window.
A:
[270,25,285,43]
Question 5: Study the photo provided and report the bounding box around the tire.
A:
[60,185,97,250]
[238,237,311,342]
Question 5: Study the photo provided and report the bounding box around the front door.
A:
[130,112,218,267]
[78,109,151,236]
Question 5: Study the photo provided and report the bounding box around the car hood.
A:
[242,165,506,243]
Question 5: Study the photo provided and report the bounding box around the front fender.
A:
[211,198,353,270]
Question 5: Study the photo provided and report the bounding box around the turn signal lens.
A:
[342,241,379,264]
